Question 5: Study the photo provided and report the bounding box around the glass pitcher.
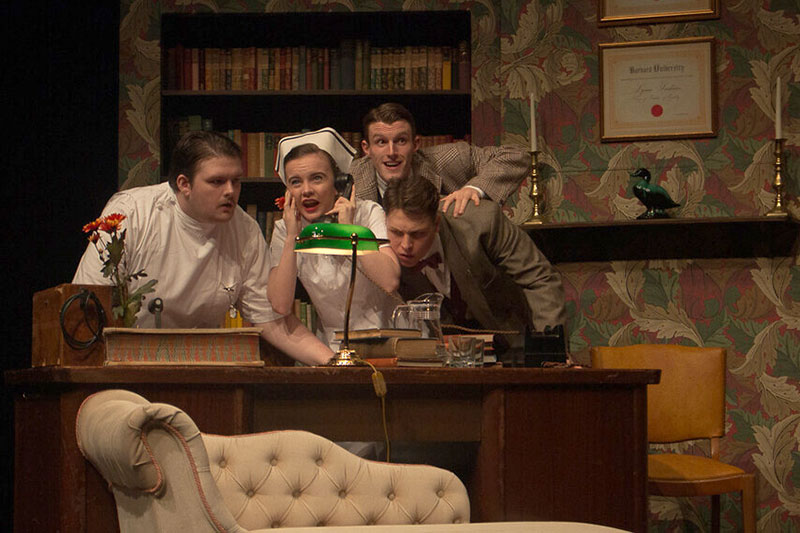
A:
[392,292,444,342]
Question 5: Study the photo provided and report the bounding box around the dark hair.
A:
[362,102,417,141]
[383,175,439,222]
[167,131,242,190]
[282,143,340,178]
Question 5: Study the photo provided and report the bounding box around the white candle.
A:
[775,76,782,139]
[530,92,538,152]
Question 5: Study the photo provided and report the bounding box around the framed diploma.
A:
[599,0,719,26]
[599,37,716,142]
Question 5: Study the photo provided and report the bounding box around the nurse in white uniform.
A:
[268,128,400,349]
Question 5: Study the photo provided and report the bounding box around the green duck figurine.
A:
[631,168,680,219]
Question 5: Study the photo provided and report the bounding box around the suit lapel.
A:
[439,216,499,329]
[351,158,380,203]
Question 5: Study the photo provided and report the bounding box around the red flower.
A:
[105,213,125,225]
[82,217,103,233]
[274,196,286,210]
[99,213,126,232]
[80,211,156,327]
[84,213,126,234]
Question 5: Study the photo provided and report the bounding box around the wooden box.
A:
[103,327,264,366]
[32,284,121,367]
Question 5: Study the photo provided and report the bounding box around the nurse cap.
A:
[275,127,357,184]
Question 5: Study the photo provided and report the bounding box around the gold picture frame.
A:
[599,0,719,26]
[599,37,717,142]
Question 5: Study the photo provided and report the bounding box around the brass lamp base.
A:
[327,348,365,366]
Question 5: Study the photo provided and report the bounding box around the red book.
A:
[244,47,256,90]
[279,48,288,90]
[183,47,192,90]
[305,47,313,90]
[364,357,398,367]
[310,48,319,89]
[291,47,300,90]
[198,48,205,91]
[323,48,330,90]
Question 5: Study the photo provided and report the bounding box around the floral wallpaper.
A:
[119,0,799,530]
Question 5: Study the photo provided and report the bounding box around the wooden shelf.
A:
[160,10,473,175]
[163,89,471,97]
[241,177,282,184]
[524,217,799,262]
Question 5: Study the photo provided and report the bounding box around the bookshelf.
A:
[160,10,472,216]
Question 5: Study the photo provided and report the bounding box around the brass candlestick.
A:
[766,138,788,218]
[523,150,544,226]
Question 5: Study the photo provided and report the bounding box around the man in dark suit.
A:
[350,102,530,217]
[383,175,566,335]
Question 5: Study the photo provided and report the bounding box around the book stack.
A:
[165,40,470,93]
[333,328,443,367]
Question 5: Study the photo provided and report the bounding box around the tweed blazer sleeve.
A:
[350,155,381,203]
[350,142,530,204]
[415,142,529,203]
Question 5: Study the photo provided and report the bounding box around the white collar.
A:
[173,191,219,237]
[375,168,388,198]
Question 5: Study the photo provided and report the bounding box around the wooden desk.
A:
[7,365,658,532]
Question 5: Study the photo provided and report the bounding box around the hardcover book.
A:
[245,47,257,90]
[397,359,444,367]
[361,40,371,90]
[103,327,264,366]
[333,328,421,340]
[364,357,444,368]
[257,48,269,90]
[340,39,355,90]
[231,48,242,91]
[348,337,438,359]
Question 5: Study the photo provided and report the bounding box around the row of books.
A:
[293,299,318,335]
[167,115,470,179]
[165,40,470,92]
[244,204,282,245]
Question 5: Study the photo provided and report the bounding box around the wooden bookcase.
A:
[160,11,472,213]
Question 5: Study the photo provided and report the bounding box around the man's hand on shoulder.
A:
[441,186,480,217]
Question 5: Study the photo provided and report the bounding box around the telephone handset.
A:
[334,173,354,199]
[317,174,354,224]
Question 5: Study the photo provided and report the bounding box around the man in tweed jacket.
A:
[383,175,566,335]
[351,103,530,216]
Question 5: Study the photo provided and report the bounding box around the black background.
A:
[3,2,120,523]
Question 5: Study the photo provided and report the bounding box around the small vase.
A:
[122,305,138,328]
[112,286,138,328]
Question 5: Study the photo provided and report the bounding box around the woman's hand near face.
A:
[283,190,301,238]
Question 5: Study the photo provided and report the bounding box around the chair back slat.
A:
[591,344,726,443]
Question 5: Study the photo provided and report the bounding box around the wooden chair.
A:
[590,344,756,533]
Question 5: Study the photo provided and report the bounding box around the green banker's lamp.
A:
[295,222,388,366]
